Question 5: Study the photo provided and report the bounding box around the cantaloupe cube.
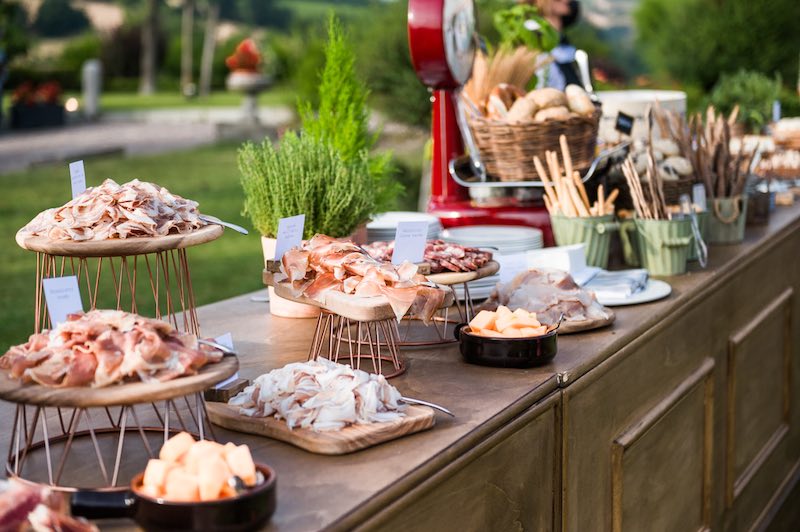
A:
[505,315,542,329]
[164,468,200,502]
[142,459,173,495]
[139,484,161,499]
[198,455,232,501]
[469,310,497,332]
[496,306,512,317]
[519,326,547,337]
[224,445,257,487]
[184,440,225,475]
[512,308,530,319]
[501,328,524,338]
[475,328,505,338]
[159,432,195,463]
[495,314,517,333]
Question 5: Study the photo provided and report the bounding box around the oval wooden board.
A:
[266,279,454,323]
[15,224,223,257]
[425,260,500,286]
[206,402,435,455]
[557,307,615,335]
[0,355,238,407]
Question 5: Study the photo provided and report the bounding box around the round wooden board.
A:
[15,224,223,257]
[0,355,238,407]
[557,307,616,335]
[425,260,500,286]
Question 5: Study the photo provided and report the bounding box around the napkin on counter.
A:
[583,269,649,300]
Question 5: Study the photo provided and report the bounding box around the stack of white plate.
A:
[367,212,443,243]
[439,225,544,300]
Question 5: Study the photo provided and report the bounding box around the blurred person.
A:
[524,0,583,90]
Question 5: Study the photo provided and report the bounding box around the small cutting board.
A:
[425,260,500,286]
[206,402,435,455]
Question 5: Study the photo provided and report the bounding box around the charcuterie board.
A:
[15,224,223,257]
[0,355,238,407]
[425,260,500,285]
[206,401,435,455]
[557,308,615,334]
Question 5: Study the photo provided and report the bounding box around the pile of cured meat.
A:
[0,310,223,388]
[280,234,446,322]
[363,239,493,274]
[480,269,610,325]
[0,478,97,532]
[19,179,206,242]
[229,358,406,432]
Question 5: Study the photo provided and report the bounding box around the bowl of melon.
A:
[454,306,560,368]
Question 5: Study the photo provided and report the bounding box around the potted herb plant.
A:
[238,16,398,317]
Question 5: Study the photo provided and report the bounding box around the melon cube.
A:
[512,308,531,319]
[184,440,225,475]
[469,310,497,332]
[496,306,512,317]
[164,468,200,502]
[142,459,173,495]
[519,326,547,337]
[159,432,196,463]
[476,328,505,338]
[506,315,542,329]
[198,455,232,501]
[224,444,257,487]
[139,484,161,499]
[501,328,524,338]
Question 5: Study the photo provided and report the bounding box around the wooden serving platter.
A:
[15,224,223,257]
[265,260,431,276]
[425,260,500,286]
[558,307,615,334]
[206,402,435,455]
[0,355,238,407]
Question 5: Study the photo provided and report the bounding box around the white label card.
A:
[274,214,305,260]
[498,253,529,283]
[42,276,83,327]
[391,221,428,264]
[213,332,239,389]
[692,183,707,212]
[69,160,86,198]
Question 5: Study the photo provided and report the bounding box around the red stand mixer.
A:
[407,0,555,245]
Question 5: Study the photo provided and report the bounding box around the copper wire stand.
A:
[396,281,478,347]
[10,228,225,489]
[308,311,406,379]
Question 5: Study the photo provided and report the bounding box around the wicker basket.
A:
[468,110,601,182]
[662,177,696,205]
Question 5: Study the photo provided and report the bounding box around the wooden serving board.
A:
[15,224,223,257]
[426,260,500,286]
[0,355,238,407]
[206,402,435,455]
[558,307,615,334]
[265,260,431,276]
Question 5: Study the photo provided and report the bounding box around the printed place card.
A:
[692,183,707,212]
[213,332,239,389]
[69,160,86,198]
[392,221,428,264]
[274,214,305,260]
[42,276,83,327]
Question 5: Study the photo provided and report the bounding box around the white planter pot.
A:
[261,236,320,318]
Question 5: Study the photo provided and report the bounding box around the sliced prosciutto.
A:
[278,234,446,322]
[0,310,223,388]
[19,179,207,242]
[364,239,493,274]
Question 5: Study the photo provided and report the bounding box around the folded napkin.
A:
[584,269,649,300]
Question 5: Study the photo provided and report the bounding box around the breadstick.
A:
[543,194,554,215]
[573,171,591,211]
[559,135,574,187]
[566,180,590,217]
[603,188,619,212]
[597,184,605,216]
[534,155,559,210]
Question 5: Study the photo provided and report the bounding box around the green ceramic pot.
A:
[550,214,617,268]
[707,194,748,244]
[620,217,692,276]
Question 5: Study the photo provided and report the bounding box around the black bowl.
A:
[454,323,558,368]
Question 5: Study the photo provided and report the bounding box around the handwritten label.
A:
[69,160,86,198]
[213,333,239,389]
[42,276,83,327]
[497,253,529,283]
[392,221,428,264]
[692,183,707,212]
[614,111,634,136]
[274,214,305,260]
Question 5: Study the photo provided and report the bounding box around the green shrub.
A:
[33,0,90,37]
[708,69,781,133]
[57,33,103,73]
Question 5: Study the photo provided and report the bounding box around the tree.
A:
[33,0,89,38]
[0,1,29,126]
[181,0,195,96]
[635,0,800,90]
[140,0,160,95]
[198,0,219,97]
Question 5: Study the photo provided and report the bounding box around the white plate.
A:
[367,212,441,230]
[595,279,672,307]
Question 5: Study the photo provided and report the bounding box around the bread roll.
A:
[486,83,525,119]
[652,138,681,157]
[526,88,567,109]
[534,106,571,122]
[505,97,538,123]
[565,84,595,116]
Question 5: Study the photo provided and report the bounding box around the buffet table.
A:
[2,204,799,531]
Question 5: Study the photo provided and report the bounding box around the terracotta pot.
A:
[261,236,320,318]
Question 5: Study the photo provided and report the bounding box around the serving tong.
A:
[199,214,249,235]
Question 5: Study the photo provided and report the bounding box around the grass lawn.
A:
[0,143,266,347]
[62,85,297,113]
